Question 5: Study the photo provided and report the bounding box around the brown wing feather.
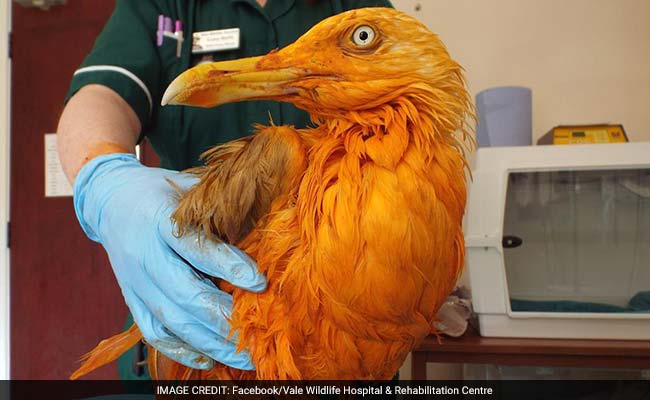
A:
[173,124,309,244]
[160,124,309,380]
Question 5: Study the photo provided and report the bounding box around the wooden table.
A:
[411,326,650,380]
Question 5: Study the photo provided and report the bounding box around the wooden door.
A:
[10,0,125,379]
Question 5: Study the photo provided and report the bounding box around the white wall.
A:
[393,0,650,142]
[0,0,10,381]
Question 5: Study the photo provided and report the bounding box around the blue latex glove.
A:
[73,153,266,370]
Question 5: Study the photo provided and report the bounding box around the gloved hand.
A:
[73,152,266,370]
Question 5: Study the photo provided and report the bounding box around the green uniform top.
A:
[67,0,392,171]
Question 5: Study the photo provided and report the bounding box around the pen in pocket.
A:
[156,14,184,58]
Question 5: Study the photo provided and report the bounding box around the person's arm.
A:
[57,84,139,182]
[57,82,267,372]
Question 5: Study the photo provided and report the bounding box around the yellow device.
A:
[538,124,628,145]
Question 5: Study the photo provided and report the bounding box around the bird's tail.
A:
[70,323,143,380]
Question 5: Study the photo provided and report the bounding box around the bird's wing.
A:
[70,125,308,380]
[172,124,309,244]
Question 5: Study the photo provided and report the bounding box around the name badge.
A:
[192,28,240,54]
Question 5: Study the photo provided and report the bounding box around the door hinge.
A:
[7,31,12,59]
[5,222,9,248]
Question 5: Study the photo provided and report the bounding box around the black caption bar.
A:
[3,380,650,399]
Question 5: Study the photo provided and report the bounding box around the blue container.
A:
[475,86,532,147]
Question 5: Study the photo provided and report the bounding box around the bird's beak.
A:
[161,54,306,107]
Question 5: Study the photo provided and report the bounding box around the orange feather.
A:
[70,323,142,380]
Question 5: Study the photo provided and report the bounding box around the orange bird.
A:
[72,7,473,380]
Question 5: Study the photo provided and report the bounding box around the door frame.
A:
[0,0,11,381]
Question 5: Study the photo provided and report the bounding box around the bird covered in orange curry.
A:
[72,7,473,380]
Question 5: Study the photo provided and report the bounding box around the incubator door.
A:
[502,169,650,313]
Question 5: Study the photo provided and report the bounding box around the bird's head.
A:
[162,7,472,130]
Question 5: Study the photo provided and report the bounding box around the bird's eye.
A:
[351,25,376,47]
